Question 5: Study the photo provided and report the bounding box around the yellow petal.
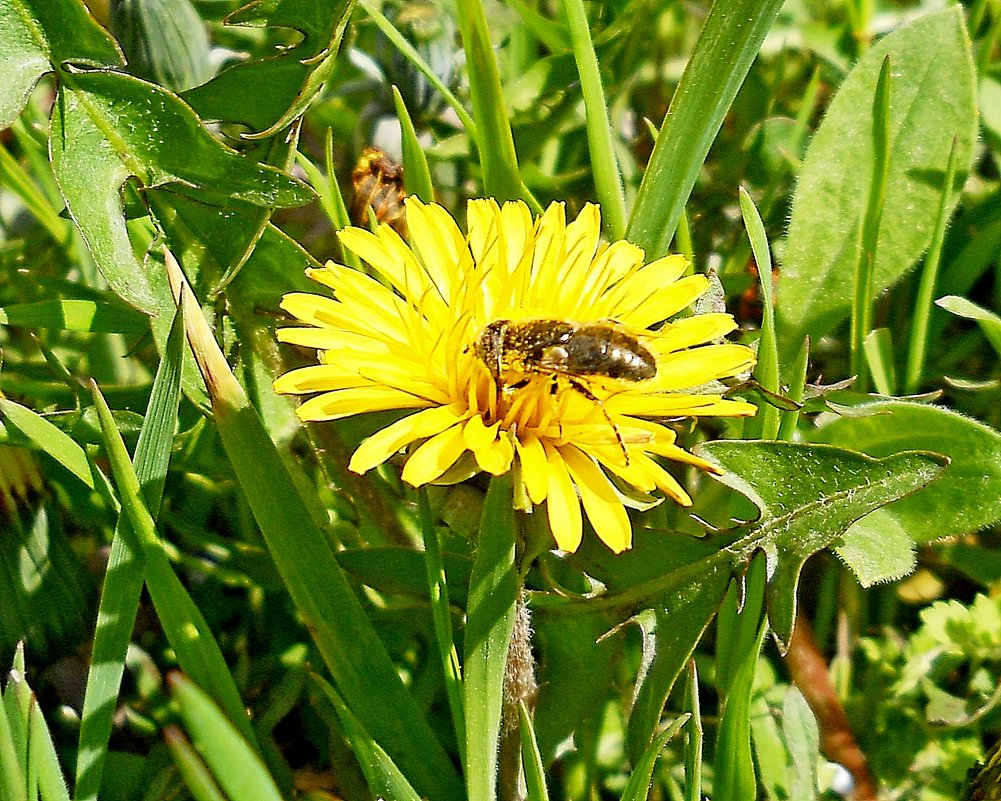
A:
[544,442,582,552]
[652,344,756,390]
[349,406,468,474]
[515,432,549,504]
[295,387,432,421]
[463,413,500,451]
[561,445,632,553]
[651,313,738,353]
[474,434,514,475]
[401,424,470,485]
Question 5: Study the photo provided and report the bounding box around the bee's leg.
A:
[566,378,629,466]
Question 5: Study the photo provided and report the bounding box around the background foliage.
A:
[0,0,999,799]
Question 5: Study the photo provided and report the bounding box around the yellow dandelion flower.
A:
[274,198,757,553]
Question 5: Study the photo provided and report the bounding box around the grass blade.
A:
[626,0,785,258]
[464,474,518,801]
[455,0,535,206]
[314,675,423,801]
[89,379,256,743]
[739,187,779,439]
[905,137,959,393]
[683,661,703,801]
[519,703,549,801]
[164,253,462,799]
[168,674,283,801]
[75,308,186,801]
[850,55,892,388]
[561,0,625,238]
[392,86,435,202]
[418,488,465,762]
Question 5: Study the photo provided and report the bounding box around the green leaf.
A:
[936,295,1001,357]
[166,256,463,800]
[626,0,785,258]
[169,674,283,801]
[783,688,820,800]
[0,0,122,129]
[49,68,313,312]
[90,379,258,747]
[111,0,212,92]
[518,703,549,801]
[392,86,435,203]
[561,0,625,238]
[0,300,148,334]
[778,7,977,351]
[28,701,70,801]
[0,399,94,489]
[183,0,354,135]
[698,440,947,650]
[619,715,688,801]
[812,401,1001,545]
[314,676,423,801]
[464,474,518,801]
[456,0,530,204]
[713,623,766,801]
[74,308,185,801]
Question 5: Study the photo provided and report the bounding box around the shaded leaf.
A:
[698,441,947,651]
[812,401,1001,544]
[778,7,977,349]
[0,0,121,128]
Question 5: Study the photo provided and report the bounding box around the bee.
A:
[350,147,408,237]
[473,319,656,461]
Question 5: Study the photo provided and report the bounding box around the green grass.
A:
[0,1,998,800]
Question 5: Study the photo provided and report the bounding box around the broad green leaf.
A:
[535,443,940,669]
[0,300,147,334]
[49,68,313,312]
[626,575,729,762]
[111,0,212,92]
[75,308,185,801]
[778,7,977,350]
[626,0,785,258]
[464,474,518,801]
[699,441,947,650]
[812,401,1001,545]
[314,676,423,801]
[0,0,121,129]
[169,674,283,801]
[183,0,354,135]
[165,255,463,800]
[530,609,618,761]
[0,399,93,489]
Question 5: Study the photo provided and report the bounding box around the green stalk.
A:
[418,488,466,762]
[739,187,780,439]
[464,475,518,801]
[455,0,531,205]
[561,0,626,239]
[905,138,959,393]
[356,0,477,137]
[626,0,785,258]
[850,56,892,390]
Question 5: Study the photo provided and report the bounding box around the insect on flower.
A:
[473,318,656,461]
